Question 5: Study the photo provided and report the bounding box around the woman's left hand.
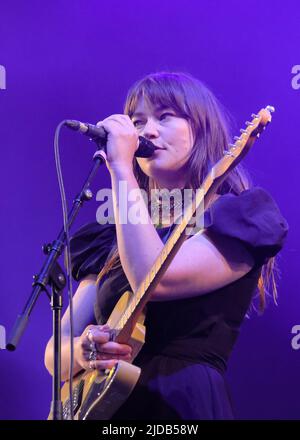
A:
[96,114,139,171]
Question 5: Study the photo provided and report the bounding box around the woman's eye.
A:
[160,112,174,120]
[132,113,174,127]
[133,120,144,127]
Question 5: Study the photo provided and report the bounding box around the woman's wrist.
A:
[107,161,134,179]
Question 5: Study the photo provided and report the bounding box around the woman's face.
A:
[131,98,194,189]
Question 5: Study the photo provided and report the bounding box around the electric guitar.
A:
[53,106,274,420]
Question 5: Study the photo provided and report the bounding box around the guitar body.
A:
[60,360,141,420]
[49,290,146,420]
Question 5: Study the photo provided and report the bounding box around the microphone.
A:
[64,119,156,158]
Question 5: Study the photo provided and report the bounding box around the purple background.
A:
[0,1,299,419]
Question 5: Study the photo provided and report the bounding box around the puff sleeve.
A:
[70,222,116,282]
[204,187,288,267]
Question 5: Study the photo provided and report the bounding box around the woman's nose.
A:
[141,118,159,139]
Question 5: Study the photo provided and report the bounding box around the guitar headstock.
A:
[211,105,274,180]
[227,105,274,158]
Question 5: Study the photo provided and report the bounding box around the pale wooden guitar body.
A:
[52,291,145,420]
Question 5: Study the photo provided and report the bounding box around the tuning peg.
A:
[251,113,259,118]
[266,105,275,113]
[240,128,247,134]
[224,150,237,158]
[245,121,254,126]
[233,136,241,141]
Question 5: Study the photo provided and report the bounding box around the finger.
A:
[95,341,132,356]
[95,352,132,361]
[83,350,93,362]
[82,349,132,366]
[86,324,110,341]
[98,114,130,123]
[97,115,134,129]
[88,359,119,371]
[89,332,110,345]
[82,325,110,350]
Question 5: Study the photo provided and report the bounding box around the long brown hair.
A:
[96,71,276,310]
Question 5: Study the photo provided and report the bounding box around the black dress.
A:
[70,187,288,420]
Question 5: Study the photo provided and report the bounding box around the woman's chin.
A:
[143,161,172,177]
[144,166,184,189]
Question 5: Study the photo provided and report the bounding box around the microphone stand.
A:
[6,151,106,420]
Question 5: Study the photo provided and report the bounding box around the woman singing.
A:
[45,71,288,419]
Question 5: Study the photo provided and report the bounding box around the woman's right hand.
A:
[75,324,133,372]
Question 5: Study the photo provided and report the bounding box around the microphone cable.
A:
[54,120,75,420]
